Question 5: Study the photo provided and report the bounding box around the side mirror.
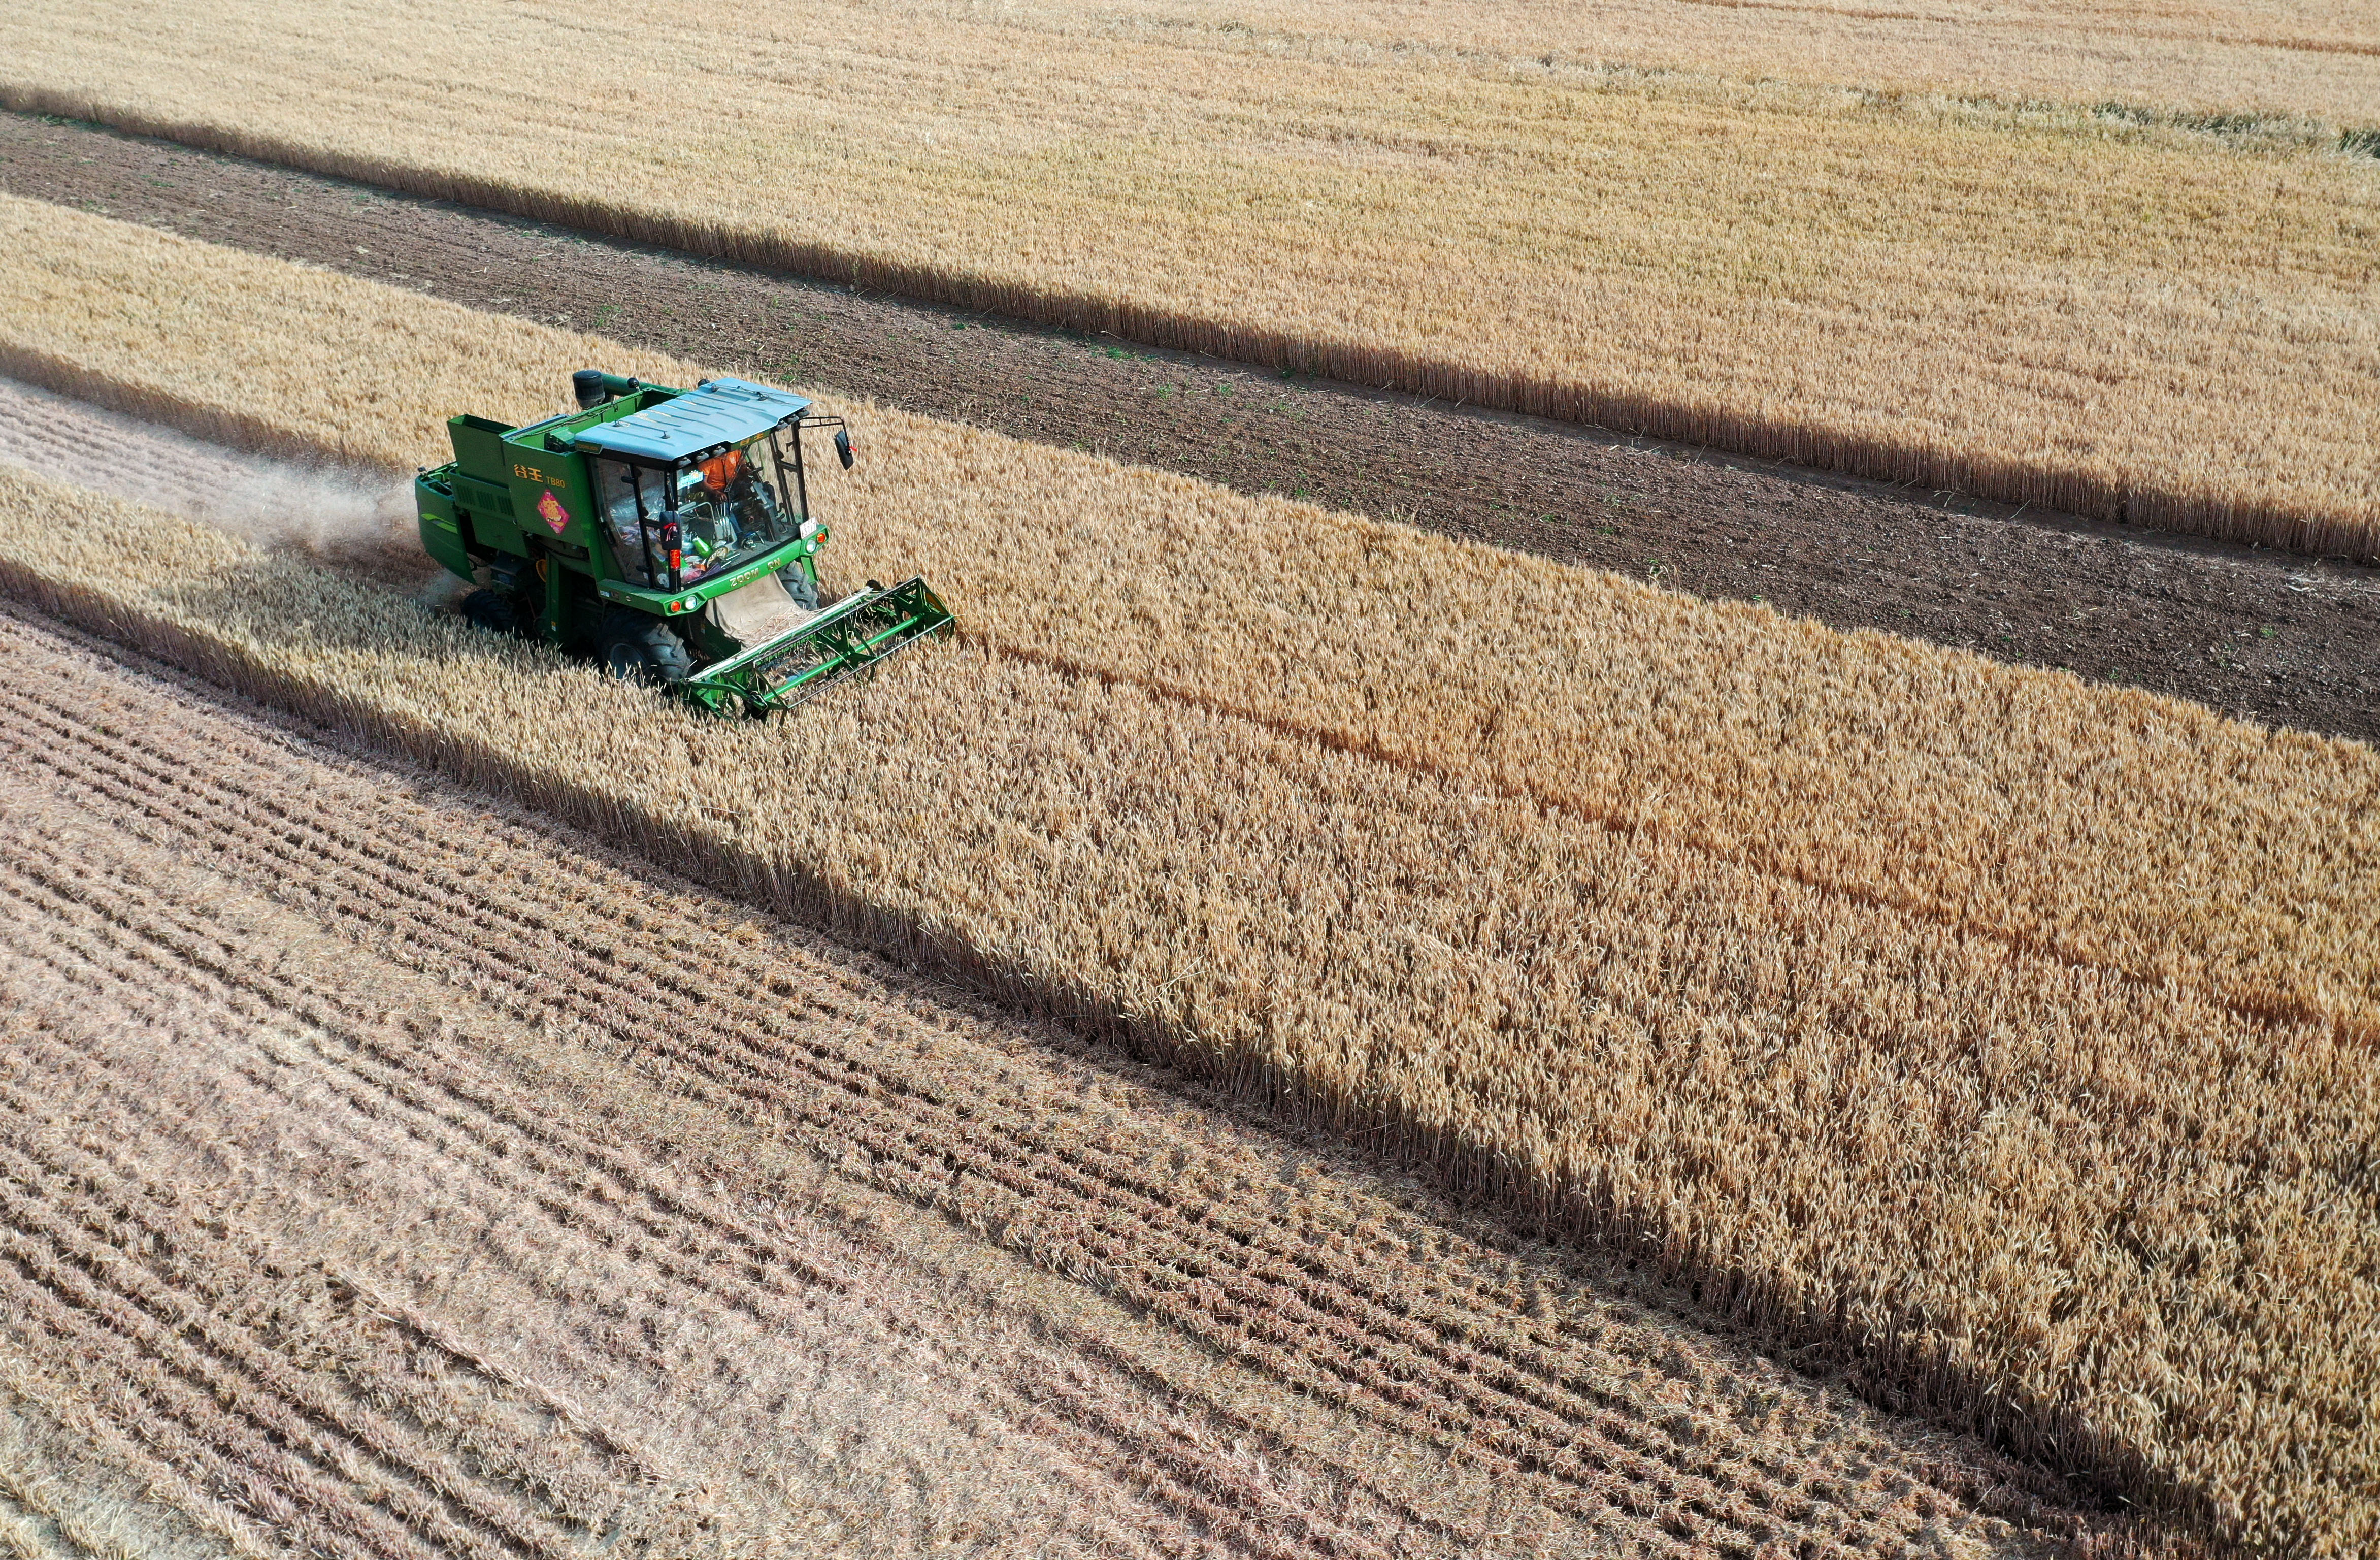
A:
[834,429,855,469]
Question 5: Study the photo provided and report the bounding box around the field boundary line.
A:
[2,92,2368,563]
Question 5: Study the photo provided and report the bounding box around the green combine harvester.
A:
[415,370,953,715]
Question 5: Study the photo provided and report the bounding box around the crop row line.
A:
[0,1072,597,1560]
[0,860,1413,1560]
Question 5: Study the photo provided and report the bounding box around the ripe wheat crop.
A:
[3,201,2379,1549]
[1064,0,2380,124]
[1,0,2376,556]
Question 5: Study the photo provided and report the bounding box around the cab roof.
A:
[572,377,812,466]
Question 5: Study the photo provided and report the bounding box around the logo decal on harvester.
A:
[537,489,570,534]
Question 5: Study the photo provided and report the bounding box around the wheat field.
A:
[1,0,2375,555]
[0,200,2375,1549]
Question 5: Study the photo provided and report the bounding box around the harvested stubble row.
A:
[1,2,2377,555]
[1,203,2377,1548]
[0,897,1304,1557]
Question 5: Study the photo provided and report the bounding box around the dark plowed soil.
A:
[7,109,2376,744]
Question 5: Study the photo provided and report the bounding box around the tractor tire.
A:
[599,609,692,687]
[460,588,526,637]
[780,564,820,612]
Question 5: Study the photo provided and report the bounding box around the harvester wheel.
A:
[460,588,525,637]
[599,610,692,687]
[780,564,820,612]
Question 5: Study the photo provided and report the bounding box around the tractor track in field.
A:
[4,112,2376,746]
[0,603,2153,1558]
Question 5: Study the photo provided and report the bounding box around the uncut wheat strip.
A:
[0,507,2323,1534]
[0,614,2161,1552]
[14,402,2361,1334]
[835,437,2380,1034]
[0,219,2361,1067]
[5,469,2361,1534]
[0,562,2285,1438]
[977,0,2380,122]
[1,221,2370,1065]
[1,2,2373,553]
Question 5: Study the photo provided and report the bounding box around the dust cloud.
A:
[0,374,451,594]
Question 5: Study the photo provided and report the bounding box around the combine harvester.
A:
[416,371,953,714]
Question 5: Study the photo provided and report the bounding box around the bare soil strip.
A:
[0,601,2155,1557]
[3,111,2373,746]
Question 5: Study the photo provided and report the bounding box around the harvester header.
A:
[414,371,952,714]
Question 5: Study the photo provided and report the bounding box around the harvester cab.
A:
[413,371,953,715]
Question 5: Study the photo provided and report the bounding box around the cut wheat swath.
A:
[0,0,2375,556]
